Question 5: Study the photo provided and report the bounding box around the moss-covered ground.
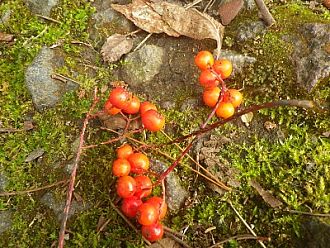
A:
[0,0,329,247]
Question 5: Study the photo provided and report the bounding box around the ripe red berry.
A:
[194,51,214,70]
[199,70,218,89]
[136,203,159,226]
[202,87,221,108]
[116,144,134,159]
[104,99,121,115]
[141,222,164,242]
[121,196,143,218]
[112,158,131,177]
[109,87,131,109]
[140,101,157,116]
[223,89,243,108]
[116,176,136,198]
[141,109,165,132]
[216,102,235,119]
[122,95,140,114]
[127,153,150,174]
[146,196,167,220]
[134,175,152,199]
[213,59,233,79]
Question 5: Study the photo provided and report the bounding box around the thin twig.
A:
[227,201,267,248]
[58,88,99,248]
[109,200,151,246]
[0,179,69,197]
[285,209,330,218]
[36,14,62,24]
[185,0,203,9]
[52,73,81,85]
[163,226,187,239]
[254,0,276,26]
[133,33,152,52]
[209,234,270,248]
[162,99,325,146]
[164,231,192,248]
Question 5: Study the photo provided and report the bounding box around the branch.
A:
[254,0,276,27]
[58,88,99,248]
[0,179,68,197]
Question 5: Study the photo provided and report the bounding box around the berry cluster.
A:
[112,144,167,242]
[104,87,165,132]
[195,51,243,119]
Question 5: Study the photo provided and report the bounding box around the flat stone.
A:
[150,160,189,211]
[23,0,59,17]
[0,211,12,235]
[25,47,78,112]
[0,173,8,191]
[40,192,89,221]
[236,21,267,42]
[121,45,165,88]
[89,0,134,46]
[293,23,330,92]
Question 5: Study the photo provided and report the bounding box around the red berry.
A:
[109,87,131,109]
[136,203,159,226]
[202,87,221,108]
[140,101,157,116]
[116,176,136,198]
[121,196,143,218]
[141,222,164,242]
[199,70,218,89]
[112,158,131,177]
[127,153,150,174]
[141,109,165,132]
[134,175,152,199]
[216,102,235,119]
[213,59,233,79]
[116,144,134,159]
[223,89,243,108]
[122,95,140,114]
[146,196,167,220]
[194,51,214,70]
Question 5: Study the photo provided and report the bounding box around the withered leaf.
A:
[23,120,34,131]
[25,148,45,162]
[101,34,133,63]
[148,237,181,248]
[249,180,283,208]
[218,0,244,25]
[0,32,14,42]
[111,0,224,45]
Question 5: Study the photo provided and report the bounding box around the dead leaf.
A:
[322,131,330,137]
[148,237,181,248]
[23,120,34,131]
[0,32,14,42]
[25,148,45,162]
[240,112,253,127]
[101,34,133,63]
[264,121,277,131]
[96,215,107,232]
[111,0,224,49]
[74,192,83,202]
[218,0,244,25]
[249,180,283,208]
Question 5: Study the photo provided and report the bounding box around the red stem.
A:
[58,88,99,248]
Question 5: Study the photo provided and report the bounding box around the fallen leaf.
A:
[322,131,330,137]
[96,215,107,232]
[25,148,45,162]
[23,120,34,131]
[148,237,181,248]
[249,180,283,208]
[264,121,277,131]
[101,34,133,63]
[240,112,253,127]
[218,0,244,25]
[0,32,14,42]
[112,0,224,48]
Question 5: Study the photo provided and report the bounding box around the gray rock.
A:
[0,211,12,235]
[218,49,257,75]
[121,45,165,88]
[0,173,8,191]
[296,218,330,248]
[23,0,59,17]
[25,47,78,111]
[0,9,12,25]
[150,160,189,211]
[292,23,330,92]
[89,0,134,45]
[40,192,89,221]
[236,21,267,42]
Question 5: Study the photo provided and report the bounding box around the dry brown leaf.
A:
[0,32,14,42]
[249,180,283,208]
[25,148,45,162]
[101,34,134,63]
[148,237,181,248]
[218,0,244,25]
[23,120,34,131]
[111,0,224,50]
